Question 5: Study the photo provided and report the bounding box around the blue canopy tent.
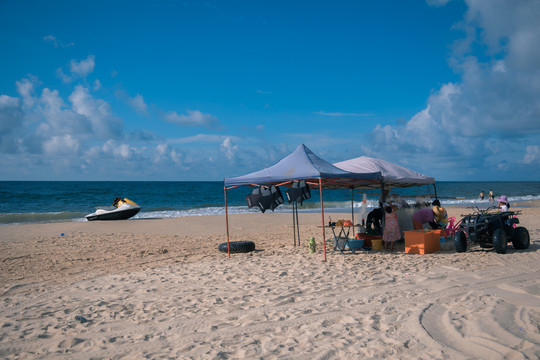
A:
[224,144,382,261]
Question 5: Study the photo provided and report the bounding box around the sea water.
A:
[1,181,539,225]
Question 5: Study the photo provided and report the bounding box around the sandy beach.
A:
[1,204,539,359]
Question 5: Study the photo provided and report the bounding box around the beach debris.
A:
[75,315,90,323]
[57,233,65,237]
[308,237,316,253]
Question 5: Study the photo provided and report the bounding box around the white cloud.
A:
[0,95,24,153]
[153,143,184,165]
[220,137,238,160]
[16,76,39,108]
[164,109,220,129]
[56,68,72,83]
[127,94,147,115]
[43,134,80,155]
[367,0,540,179]
[168,134,240,145]
[69,85,122,138]
[70,55,95,78]
[43,35,74,48]
[522,145,540,164]
[0,95,23,132]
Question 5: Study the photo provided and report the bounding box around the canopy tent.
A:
[334,156,437,233]
[224,144,382,261]
[225,144,381,189]
[333,156,435,189]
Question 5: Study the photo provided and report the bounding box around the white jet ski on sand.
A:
[86,197,141,221]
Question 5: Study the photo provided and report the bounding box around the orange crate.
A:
[404,230,440,254]
[432,229,447,239]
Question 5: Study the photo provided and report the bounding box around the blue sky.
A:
[1,0,539,181]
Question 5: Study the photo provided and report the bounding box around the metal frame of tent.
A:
[223,145,440,261]
[223,144,383,262]
[224,176,383,262]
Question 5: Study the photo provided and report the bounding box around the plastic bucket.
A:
[347,238,364,250]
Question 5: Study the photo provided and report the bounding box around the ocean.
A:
[1,181,540,225]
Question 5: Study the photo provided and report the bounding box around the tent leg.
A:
[319,178,327,262]
[292,202,296,246]
[351,188,355,237]
[224,186,231,258]
[295,202,300,246]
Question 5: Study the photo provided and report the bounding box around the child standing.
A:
[382,206,401,251]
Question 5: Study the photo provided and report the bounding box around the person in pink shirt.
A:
[412,200,444,230]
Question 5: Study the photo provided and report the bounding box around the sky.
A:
[1,0,539,181]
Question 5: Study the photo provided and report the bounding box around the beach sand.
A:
[1,204,539,359]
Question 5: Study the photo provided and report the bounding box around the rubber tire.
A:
[218,241,255,253]
[454,230,467,253]
[493,228,508,254]
[512,227,530,250]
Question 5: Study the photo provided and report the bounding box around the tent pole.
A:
[296,202,300,246]
[351,188,355,237]
[319,178,327,262]
[292,202,296,246]
[224,186,231,258]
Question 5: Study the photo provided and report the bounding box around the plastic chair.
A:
[446,217,457,239]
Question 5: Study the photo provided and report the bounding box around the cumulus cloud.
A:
[70,55,95,78]
[164,110,220,129]
[168,134,240,145]
[522,145,540,165]
[43,134,80,155]
[0,95,24,153]
[368,0,540,178]
[220,137,238,160]
[69,85,122,138]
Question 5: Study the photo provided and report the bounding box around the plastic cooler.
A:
[404,230,440,254]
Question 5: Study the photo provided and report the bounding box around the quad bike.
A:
[454,206,530,254]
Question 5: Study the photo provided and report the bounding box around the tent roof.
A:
[224,144,381,189]
[333,156,435,188]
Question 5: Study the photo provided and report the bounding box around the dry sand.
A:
[1,204,539,359]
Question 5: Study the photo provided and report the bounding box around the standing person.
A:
[479,190,485,200]
[383,205,401,251]
[488,189,495,201]
[366,207,383,234]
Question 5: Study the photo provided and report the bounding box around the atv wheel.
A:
[512,227,530,250]
[454,230,467,253]
[493,228,508,254]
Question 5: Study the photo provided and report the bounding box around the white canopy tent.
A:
[335,156,437,233]
[334,156,435,190]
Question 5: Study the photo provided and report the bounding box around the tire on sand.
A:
[512,227,530,250]
[218,241,256,253]
[454,230,467,253]
[493,228,508,254]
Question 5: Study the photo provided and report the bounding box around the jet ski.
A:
[86,197,141,221]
